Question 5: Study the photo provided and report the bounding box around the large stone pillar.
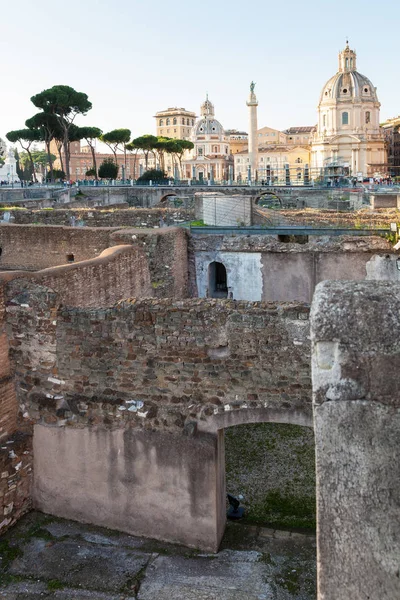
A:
[246,83,258,182]
[311,281,400,600]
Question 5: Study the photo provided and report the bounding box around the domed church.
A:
[311,42,387,179]
[183,96,233,182]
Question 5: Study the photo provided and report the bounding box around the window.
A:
[182,118,185,124]
[342,88,348,94]
[173,118,177,125]
[166,118,170,125]
[191,119,194,126]
[159,119,164,126]
[187,118,190,125]
[198,148,203,155]
[342,112,349,125]
[260,157,264,162]
[345,58,349,68]
[66,253,74,263]
[271,133,275,137]
[323,114,326,127]
[160,129,163,134]
[295,157,303,163]
[365,111,371,124]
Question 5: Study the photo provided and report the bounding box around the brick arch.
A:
[254,191,283,208]
[159,193,178,203]
[196,406,313,434]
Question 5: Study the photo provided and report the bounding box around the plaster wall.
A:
[196,245,384,302]
[33,426,222,551]
[195,251,263,300]
[197,194,252,226]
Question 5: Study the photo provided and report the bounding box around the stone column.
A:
[311,280,400,600]
[246,86,258,182]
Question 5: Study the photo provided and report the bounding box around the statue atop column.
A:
[250,81,256,93]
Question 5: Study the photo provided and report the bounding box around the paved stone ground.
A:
[0,512,316,599]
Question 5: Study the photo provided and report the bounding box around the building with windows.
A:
[155,107,196,141]
[381,116,400,179]
[234,145,311,184]
[311,42,387,178]
[226,130,248,154]
[51,140,141,181]
[284,126,316,145]
[182,96,233,182]
[153,107,196,177]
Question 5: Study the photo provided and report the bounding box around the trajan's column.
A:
[246,81,258,181]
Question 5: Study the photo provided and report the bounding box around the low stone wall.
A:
[311,281,400,600]
[2,207,193,228]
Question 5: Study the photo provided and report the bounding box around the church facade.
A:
[311,43,387,179]
[182,97,233,182]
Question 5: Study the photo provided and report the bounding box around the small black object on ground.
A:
[227,493,245,520]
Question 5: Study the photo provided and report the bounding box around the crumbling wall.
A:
[311,281,400,600]
[4,207,193,227]
[6,292,311,432]
[4,285,311,549]
[0,283,32,535]
[2,245,153,308]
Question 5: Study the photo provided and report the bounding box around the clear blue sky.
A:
[1,0,399,143]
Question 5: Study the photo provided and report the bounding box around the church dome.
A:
[319,43,379,104]
[195,117,224,136]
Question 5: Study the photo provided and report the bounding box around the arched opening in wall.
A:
[208,261,228,298]
[66,253,75,263]
[225,421,315,531]
[159,193,178,206]
[255,193,282,210]
[0,248,2,258]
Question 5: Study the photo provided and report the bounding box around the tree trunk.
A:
[46,140,54,182]
[63,133,70,180]
[24,146,37,183]
[89,142,98,179]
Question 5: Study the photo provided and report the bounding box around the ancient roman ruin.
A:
[0,188,399,599]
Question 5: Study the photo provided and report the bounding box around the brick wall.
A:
[5,288,311,433]
[0,225,120,271]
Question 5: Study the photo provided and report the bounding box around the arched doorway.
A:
[208,261,228,298]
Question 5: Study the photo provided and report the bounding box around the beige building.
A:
[226,130,248,154]
[155,107,196,141]
[153,106,196,177]
[311,42,387,178]
[234,144,311,184]
[257,126,287,146]
[183,96,233,182]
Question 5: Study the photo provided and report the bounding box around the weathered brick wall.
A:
[5,207,193,228]
[0,226,189,301]
[0,432,32,534]
[0,282,32,535]
[5,287,311,433]
[0,225,120,271]
[2,246,153,309]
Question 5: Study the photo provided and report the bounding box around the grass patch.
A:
[0,540,23,570]
[47,579,65,590]
[189,220,205,227]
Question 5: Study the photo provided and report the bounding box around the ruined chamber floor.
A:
[0,512,316,599]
